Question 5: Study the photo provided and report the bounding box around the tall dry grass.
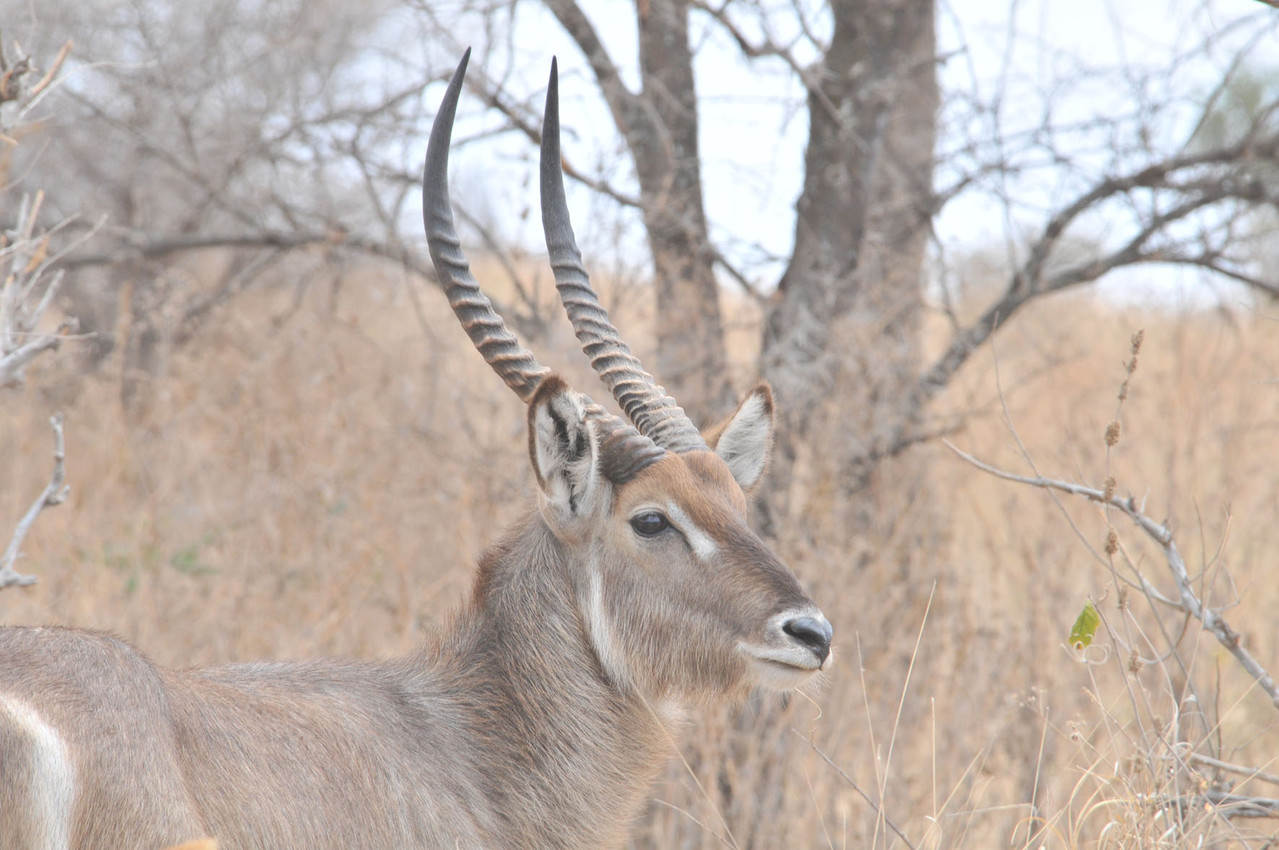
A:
[2,262,1277,848]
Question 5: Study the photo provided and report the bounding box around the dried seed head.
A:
[1105,528,1119,556]
[1105,420,1121,447]
[1128,648,1143,675]
[1117,584,1129,612]
[1102,475,1116,501]
[1118,330,1143,396]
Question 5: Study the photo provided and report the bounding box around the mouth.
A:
[738,643,829,691]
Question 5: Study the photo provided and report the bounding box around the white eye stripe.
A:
[663,503,720,561]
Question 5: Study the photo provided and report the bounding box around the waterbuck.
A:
[0,52,832,850]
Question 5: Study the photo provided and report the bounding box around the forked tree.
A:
[0,53,832,850]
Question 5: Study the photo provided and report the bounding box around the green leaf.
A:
[1069,600,1101,651]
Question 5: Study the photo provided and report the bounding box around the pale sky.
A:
[428,0,1278,306]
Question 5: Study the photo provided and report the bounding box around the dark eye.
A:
[630,511,670,538]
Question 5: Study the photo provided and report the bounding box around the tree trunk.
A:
[710,3,941,846]
[760,0,938,537]
[120,263,170,421]
[632,0,734,422]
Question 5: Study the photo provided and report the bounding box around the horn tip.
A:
[454,47,472,81]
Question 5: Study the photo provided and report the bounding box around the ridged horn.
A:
[539,59,708,454]
[423,48,550,403]
[424,51,667,481]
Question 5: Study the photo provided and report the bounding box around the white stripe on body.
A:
[1,694,75,850]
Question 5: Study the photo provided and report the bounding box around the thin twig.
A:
[943,441,1279,712]
[1160,790,1279,820]
[1189,752,1279,788]
[797,731,918,850]
[0,414,69,590]
[1,193,92,388]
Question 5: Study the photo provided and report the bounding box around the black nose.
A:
[782,616,832,664]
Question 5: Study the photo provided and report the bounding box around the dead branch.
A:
[56,229,347,270]
[1189,752,1279,788]
[916,131,1279,410]
[56,226,554,342]
[1161,790,1279,820]
[688,1,847,130]
[1,191,88,388]
[540,0,647,146]
[0,39,73,139]
[943,441,1279,712]
[1,414,69,590]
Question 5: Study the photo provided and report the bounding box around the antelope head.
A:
[424,50,831,705]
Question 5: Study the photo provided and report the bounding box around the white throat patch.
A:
[585,571,630,689]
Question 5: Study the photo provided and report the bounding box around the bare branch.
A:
[691,2,809,70]
[1,192,90,388]
[57,229,348,270]
[1163,253,1279,298]
[456,79,642,209]
[57,227,552,341]
[172,249,288,348]
[1,414,69,590]
[944,440,1279,712]
[1162,790,1279,820]
[0,321,72,389]
[707,244,767,306]
[0,39,73,139]
[1189,752,1279,788]
[690,0,861,134]
[541,0,646,137]
[916,131,1279,407]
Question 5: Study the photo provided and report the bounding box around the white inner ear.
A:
[532,390,602,519]
[714,391,773,491]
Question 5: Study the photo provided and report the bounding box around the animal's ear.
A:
[704,383,774,493]
[528,375,606,524]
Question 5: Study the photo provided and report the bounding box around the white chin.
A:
[745,656,821,692]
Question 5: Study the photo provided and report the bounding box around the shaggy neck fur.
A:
[419,512,674,848]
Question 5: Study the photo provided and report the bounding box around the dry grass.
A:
[3,264,1278,848]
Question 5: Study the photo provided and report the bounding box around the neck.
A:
[422,513,675,848]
